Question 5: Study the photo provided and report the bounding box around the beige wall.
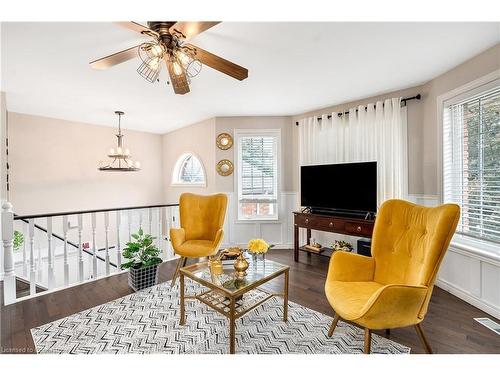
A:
[420,43,500,195]
[162,117,216,203]
[161,116,293,203]
[1,91,7,202]
[291,43,500,196]
[215,116,293,192]
[8,112,164,215]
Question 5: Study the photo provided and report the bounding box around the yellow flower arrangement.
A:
[247,238,273,254]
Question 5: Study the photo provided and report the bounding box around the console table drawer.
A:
[295,215,320,228]
[344,222,373,236]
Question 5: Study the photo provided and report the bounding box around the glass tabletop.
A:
[180,255,288,295]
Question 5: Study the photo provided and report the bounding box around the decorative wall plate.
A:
[216,159,234,176]
[216,133,233,150]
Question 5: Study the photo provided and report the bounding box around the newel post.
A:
[2,202,16,304]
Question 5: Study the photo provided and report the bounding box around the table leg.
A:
[229,297,236,354]
[294,224,299,262]
[284,269,289,322]
[180,273,185,325]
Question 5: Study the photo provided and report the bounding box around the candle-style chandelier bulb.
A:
[98,111,141,172]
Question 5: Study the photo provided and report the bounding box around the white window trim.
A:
[437,69,500,253]
[234,128,282,222]
[171,151,207,187]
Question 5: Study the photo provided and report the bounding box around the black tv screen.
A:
[300,162,377,214]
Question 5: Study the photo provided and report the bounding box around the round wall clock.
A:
[216,159,234,176]
[216,133,233,150]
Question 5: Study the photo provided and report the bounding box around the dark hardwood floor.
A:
[1,249,499,354]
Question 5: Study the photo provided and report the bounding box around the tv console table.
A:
[293,211,375,262]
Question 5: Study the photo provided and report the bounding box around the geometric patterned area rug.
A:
[31,280,410,354]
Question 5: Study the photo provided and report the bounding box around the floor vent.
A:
[474,318,500,335]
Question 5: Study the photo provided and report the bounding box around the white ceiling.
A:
[1,22,499,134]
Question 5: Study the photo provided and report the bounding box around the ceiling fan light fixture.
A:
[137,58,162,83]
[172,60,184,76]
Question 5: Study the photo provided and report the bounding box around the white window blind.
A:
[172,153,206,185]
[443,86,500,244]
[237,131,279,220]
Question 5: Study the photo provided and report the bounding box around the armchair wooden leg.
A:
[364,328,371,354]
[328,314,340,337]
[170,257,185,288]
[415,323,433,354]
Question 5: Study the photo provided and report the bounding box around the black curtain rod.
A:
[295,94,421,126]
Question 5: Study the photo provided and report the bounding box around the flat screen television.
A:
[300,161,377,215]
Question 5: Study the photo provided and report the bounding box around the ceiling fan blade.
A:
[90,45,140,70]
[169,21,220,41]
[165,57,190,95]
[184,43,248,81]
[115,21,158,37]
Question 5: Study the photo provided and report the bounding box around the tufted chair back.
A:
[179,193,228,241]
[372,199,460,287]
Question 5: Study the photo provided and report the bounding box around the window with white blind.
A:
[236,129,280,220]
[171,153,206,186]
[443,81,500,245]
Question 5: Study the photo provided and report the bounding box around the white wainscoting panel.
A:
[436,245,500,320]
[221,192,297,249]
[409,194,500,319]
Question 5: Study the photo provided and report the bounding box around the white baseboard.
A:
[435,278,500,320]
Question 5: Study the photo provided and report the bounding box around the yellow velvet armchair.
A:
[170,193,228,287]
[325,199,460,353]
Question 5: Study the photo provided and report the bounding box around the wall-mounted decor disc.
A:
[216,133,233,150]
[216,159,234,176]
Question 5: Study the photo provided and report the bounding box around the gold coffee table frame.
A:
[179,259,290,354]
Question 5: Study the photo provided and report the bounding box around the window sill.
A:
[449,234,500,264]
[236,218,279,224]
[170,183,207,188]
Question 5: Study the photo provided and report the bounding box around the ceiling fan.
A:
[90,21,248,95]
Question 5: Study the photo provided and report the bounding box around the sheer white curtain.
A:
[298,98,408,207]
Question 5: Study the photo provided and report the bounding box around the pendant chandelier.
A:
[98,111,141,172]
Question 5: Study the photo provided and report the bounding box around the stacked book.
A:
[304,244,324,254]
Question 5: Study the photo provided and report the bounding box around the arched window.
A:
[171,153,206,186]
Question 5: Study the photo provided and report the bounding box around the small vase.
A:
[251,252,266,263]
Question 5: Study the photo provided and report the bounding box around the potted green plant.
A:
[332,240,354,252]
[121,228,162,291]
[13,230,24,252]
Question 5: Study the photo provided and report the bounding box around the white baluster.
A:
[157,207,163,255]
[77,214,84,282]
[165,207,172,257]
[37,231,43,284]
[47,217,55,289]
[2,202,16,304]
[148,207,153,235]
[104,212,110,275]
[28,218,36,295]
[127,210,132,242]
[62,216,69,286]
[116,211,122,273]
[22,220,28,277]
[91,212,97,279]
[138,209,143,230]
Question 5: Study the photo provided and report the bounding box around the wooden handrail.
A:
[13,203,179,221]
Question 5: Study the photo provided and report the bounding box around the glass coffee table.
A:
[179,256,290,354]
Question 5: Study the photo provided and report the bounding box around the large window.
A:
[443,81,500,244]
[171,153,206,186]
[236,129,280,220]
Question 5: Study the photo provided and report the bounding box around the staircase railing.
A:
[17,217,118,268]
[1,202,179,305]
